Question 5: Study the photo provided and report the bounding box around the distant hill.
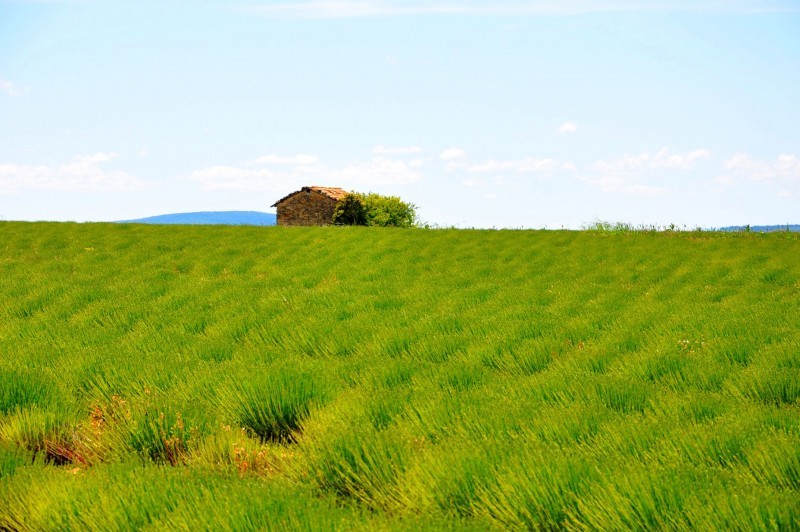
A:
[718,224,800,233]
[119,211,276,226]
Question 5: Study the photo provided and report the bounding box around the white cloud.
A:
[578,170,669,195]
[371,145,422,155]
[237,1,800,19]
[593,153,649,173]
[558,122,578,133]
[777,190,793,198]
[189,152,422,192]
[653,148,710,169]
[0,153,146,193]
[255,153,320,165]
[464,157,570,174]
[725,154,766,180]
[593,147,709,174]
[331,156,422,185]
[725,153,800,181]
[581,147,708,195]
[0,77,25,97]
[776,154,800,173]
[189,166,280,190]
[440,147,467,160]
[443,151,574,179]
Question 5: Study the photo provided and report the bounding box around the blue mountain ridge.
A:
[115,213,796,231]
[118,211,276,226]
[718,224,800,232]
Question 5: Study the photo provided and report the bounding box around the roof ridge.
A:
[271,186,348,207]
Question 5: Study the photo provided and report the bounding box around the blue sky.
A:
[1,1,798,228]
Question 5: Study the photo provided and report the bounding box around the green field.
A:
[1,222,799,529]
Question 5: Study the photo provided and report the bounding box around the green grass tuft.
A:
[233,370,328,443]
[0,368,53,414]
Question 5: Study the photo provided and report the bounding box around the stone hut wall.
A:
[276,190,338,226]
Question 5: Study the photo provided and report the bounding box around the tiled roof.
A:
[271,186,347,207]
[309,186,348,201]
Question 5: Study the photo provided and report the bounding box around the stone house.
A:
[271,186,348,226]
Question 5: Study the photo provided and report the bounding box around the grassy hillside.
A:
[1,222,799,529]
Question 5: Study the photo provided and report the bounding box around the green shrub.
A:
[332,192,416,228]
[330,194,367,226]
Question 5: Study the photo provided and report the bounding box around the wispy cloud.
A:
[190,146,798,204]
[442,150,575,191]
[189,151,423,192]
[332,156,423,185]
[580,147,709,195]
[593,148,710,173]
[236,1,800,19]
[725,153,800,182]
[189,166,280,190]
[0,77,25,97]
[0,153,147,193]
[456,157,573,174]
[440,148,467,160]
[579,173,669,196]
[558,122,577,134]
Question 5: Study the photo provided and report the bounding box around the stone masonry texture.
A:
[276,189,339,226]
